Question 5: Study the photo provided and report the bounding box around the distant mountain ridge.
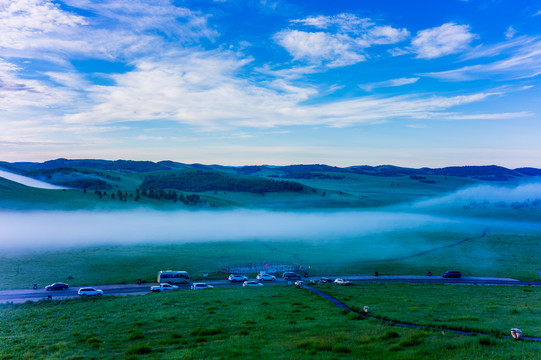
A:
[1,159,539,184]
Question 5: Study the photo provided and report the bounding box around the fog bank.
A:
[0,209,460,250]
[414,182,541,207]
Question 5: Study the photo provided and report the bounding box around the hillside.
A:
[1,159,539,210]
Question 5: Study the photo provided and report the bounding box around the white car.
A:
[256,274,276,281]
[294,280,305,287]
[333,278,352,286]
[191,283,214,290]
[150,283,179,292]
[78,287,104,297]
[228,274,248,282]
[243,280,263,287]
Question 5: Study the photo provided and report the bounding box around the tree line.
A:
[139,170,306,194]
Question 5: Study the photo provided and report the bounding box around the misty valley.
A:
[1,160,541,359]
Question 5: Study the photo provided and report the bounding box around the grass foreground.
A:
[1,285,540,359]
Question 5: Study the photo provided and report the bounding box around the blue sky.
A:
[1,0,540,167]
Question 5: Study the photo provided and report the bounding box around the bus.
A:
[157,270,190,284]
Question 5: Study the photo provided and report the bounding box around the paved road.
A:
[1,276,540,304]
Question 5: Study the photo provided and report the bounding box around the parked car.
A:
[333,278,352,286]
[442,270,462,278]
[256,273,276,281]
[150,283,179,292]
[191,283,214,290]
[78,287,103,297]
[320,277,334,284]
[295,280,305,287]
[228,274,248,282]
[282,272,302,281]
[243,280,263,287]
[45,282,69,291]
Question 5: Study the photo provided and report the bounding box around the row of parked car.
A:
[44,282,104,297]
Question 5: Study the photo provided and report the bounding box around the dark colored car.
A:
[442,270,462,278]
[45,282,69,291]
[282,272,302,281]
[320,277,334,284]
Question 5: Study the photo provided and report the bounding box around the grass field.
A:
[319,283,541,337]
[0,171,483,210]
[1,225,540,290]
[1,167,541,358]
[1,285,540,359]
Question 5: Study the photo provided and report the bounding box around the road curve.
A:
[1,275,540,304]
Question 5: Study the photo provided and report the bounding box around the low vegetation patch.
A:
[1,286,540,359]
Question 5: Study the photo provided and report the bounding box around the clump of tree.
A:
[139,170,306,194]
[282,172,344,180]
[139,188,202,205]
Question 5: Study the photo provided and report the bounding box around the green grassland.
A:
[1,286,540,360]
[319,283,541,338]
[0,169,483,210]
[1,163,541,358]
[1,226,540,290]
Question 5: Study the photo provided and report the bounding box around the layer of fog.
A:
[0,169,67,190]
[0,179,539,251]
[0,210,456,250]
[414,182,541,208]
[1,208,540,251]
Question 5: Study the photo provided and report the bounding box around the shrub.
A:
[126,345,152,355]
[332,344,351,353]
[381,330,400,340]
[478,336,495,346]
[189,327,224,337]
[86,336,102,348]
[398,334,424,348]
[129,330,145,340]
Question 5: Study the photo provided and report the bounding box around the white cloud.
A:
[0,0,87,50]
[463,36,536,60]
[505,26,517,40]
[277,13,408,67]
[367,26,409,45]
[292,13,373,32]
[423,37,541,80]
[58,49,501,130]
[0,58,74,110]
[411,22,476,59]
[443,111,534,120]
[359,77,419,91]
[274,30,366,67]
[0,0,216,64]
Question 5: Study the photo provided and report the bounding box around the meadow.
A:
[0,225,540,290]
[1,164,541,358]
[1,285,540,360]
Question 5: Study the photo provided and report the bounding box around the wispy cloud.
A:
[410,22,477,59]
[443,111,534,120]
[359,77,420,91]
[423,37,541,80]
[60,52,501,129]
[0,0,216,65]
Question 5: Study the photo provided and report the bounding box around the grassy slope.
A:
[320,283,541,337]
[1,286,539,360]
[0,171,481,210]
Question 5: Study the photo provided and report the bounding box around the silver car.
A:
[78,287,104,297]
